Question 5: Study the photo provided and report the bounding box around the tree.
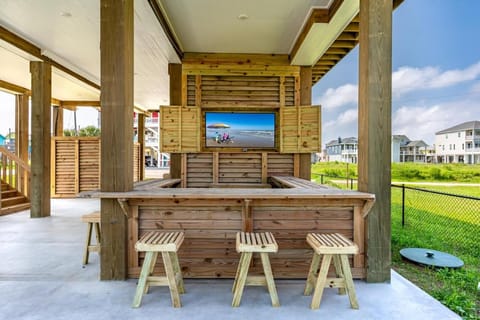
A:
[79,126,101,137]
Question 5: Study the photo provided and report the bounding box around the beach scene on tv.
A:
[205,112,275,148]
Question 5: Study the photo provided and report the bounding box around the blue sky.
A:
[206,112,275,131]
[314,0,480,146]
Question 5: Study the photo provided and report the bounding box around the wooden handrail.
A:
[0,147,30,173]
[0,146,31,204]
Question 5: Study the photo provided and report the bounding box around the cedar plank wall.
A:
[51,137,141,197]
[160,53,320,186]
[128,198,364,279]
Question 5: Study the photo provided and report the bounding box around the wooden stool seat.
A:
[81,211,101,265]
[232,232,279,307]
[132,231,185,308]
[304,233,359,309]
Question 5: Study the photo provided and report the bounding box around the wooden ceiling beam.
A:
[0,25,42,59]
[289,0,344,61]
[0,25,100,91]
[147,0,183,60]
[337,32,359,41]
[60,100,101,107]
[330,40,356,48]
[0,79,30,95]
[345,21,360,32]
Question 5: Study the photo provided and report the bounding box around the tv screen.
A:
[205,112,276,149]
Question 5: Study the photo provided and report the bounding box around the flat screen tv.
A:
[205,112,276,149]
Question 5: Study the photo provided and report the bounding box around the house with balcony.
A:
[392,135,431,163]
[435,120,480,164]
[325,137,358,163]
[133,111,170,168]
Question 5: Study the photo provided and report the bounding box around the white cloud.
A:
[392,99,477,144]
[337,108,358,125]
[392,61,480,96]
[317,84,358,109]
[316,61,480,110]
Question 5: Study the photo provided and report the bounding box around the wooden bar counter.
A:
[95,177,375,279]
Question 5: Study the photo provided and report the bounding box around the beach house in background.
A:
[392,135,433,163]
[324,135,433,164]
[325,137,358,163]
[435,120,480,164]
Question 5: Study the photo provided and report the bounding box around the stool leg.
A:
[94,222,101,244]
[310,254,332,309]
[132,251,156,308]
[304,252,321,296]
[260,252,280,307]
[83,222,93,265]
[144,252,158,295]
[162,252,182,308]
[333,255,346,295]
[340,255,359,309]
[169,252,185,294]
[232,252,247,293]
[232,252,252,307]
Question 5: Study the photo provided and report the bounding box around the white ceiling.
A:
[0,0,179,109]
[0,0,356,110]
[158,0,332,54]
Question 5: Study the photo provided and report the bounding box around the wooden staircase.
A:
[1,181,30,215]
[0,147,31,216]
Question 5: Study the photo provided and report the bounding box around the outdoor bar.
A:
[97,177,374,279]
[0,0,395,285]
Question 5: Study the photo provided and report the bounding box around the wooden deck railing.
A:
[0,147,31,207]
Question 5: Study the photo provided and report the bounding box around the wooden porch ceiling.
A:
[0,0,402,109]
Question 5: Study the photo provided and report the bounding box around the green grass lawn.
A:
[312,162,480,319]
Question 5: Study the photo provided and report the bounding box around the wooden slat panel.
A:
[201,75,280,108]
[51,137,141,197]
[160,106,200,153]
[280,106,321,153]
[130,199,361,279]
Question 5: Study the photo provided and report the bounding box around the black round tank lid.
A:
[400,248,464,268]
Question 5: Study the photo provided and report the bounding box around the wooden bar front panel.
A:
[127,197,365,279]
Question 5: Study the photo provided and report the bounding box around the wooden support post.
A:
[15,94,29,163]
[299,66,312,180]
[52,105,64,136]
[358,0,393,282]
[137,113,145,180]
[30,61,51,218]
[100,0,134,280]
[168,64,182,179]
[15,94,29,196]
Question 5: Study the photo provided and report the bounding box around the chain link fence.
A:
[312,174,479,257]
[391,184,480,258]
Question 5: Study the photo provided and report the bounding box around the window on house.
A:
[458,132,461,138]
[449,144,452,150]
[462,144,464,150]
[446,134,448,139]
[453,144,455,150]
[442,145,444,151]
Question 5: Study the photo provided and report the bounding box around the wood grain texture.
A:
[30,61,51,218]
[100,0,134,280]
[358,0,393,283]
[106,186,374,279]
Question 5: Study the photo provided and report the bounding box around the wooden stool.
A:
[304,233,359,309]
[81,211,101,265]
[132,231,185,308]
[232,232,279,307]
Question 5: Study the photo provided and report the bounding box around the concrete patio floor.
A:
[0,198,460,320]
